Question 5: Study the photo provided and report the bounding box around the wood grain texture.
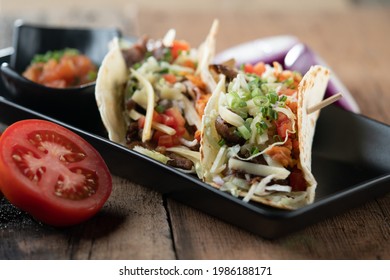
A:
[0,176,175,259]
[0,4,389,260]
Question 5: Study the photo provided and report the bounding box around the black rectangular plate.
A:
[1,50,390,239]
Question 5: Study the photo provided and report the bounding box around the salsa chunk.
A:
[22,48,97,88]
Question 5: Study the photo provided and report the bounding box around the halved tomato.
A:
[0,119,112,227]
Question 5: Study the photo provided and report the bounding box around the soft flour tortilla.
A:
[95,38,128,144]
[200,65,330,209]
[297,65,330,204]
[95,21,219,146]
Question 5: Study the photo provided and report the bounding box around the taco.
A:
[200,61,330,209]
[95,20,219,174]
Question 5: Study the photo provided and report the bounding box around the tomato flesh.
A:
[0,120,112,227]
[151,107,187,148]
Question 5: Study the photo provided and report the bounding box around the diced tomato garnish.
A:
[175,126,186,137]
[253,62,266,76]
[156,134,181,148]
[275,113,293,139]
[138,116,146,129]
[185,74,206,90]
[291,137,300,159]
[23,52,96,88]
[152,130,164,142]
[195,93,211,116]
[157,135,174,148]
[242,62,266,77]
[194,130,201,142]
[279,88,296,96]
[286,100,298,114]
[165,107,186,127]
[162,73,177,84]
[182,59,196,69]
[289,168,307,192]
[151,107,187,148]
[161,114,176,128]
[243,63,254,74]
[152,110,163,123]
[171,40,191,60]
[265,145,292,167]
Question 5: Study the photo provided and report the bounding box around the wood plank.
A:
[168,195,390,259]
[0,176,175,259]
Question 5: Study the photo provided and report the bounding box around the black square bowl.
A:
[0,20,121,135]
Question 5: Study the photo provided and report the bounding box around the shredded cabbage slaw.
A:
[208,62,304,200]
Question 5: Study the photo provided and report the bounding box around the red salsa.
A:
[22,49,97,88]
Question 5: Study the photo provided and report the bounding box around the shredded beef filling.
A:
[215,116,245,145]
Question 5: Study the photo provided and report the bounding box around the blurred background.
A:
[1,0,389,50]
[1,0,390,121]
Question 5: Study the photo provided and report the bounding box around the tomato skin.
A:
[0,120,112,227]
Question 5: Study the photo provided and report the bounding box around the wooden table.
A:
[0,2,389,259]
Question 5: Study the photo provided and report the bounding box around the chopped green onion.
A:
[218,138,226,147]
[284,77,294,87]
[251,87,262,97]
[155,104,165,114]
[125,79,138,98]
[240,90,251,101]
[253,96,269,107]
[273,135,282,143]
[251,146,260,155]
[162,48,173,62]
[227,92,247,109]
[237,125,251,140]
[145,50,153,59]
[31,48,80,64]
[158,68,169,74]
[279,95,287,102]
[133,62,142,70]
[267,92,278,104]
[255,120,269,135]
[87,70,97,81]
[270,109,278,120]
[248,75,262,90]
[245,117,253,128]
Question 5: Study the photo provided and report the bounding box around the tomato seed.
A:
[37,167,46,175]
[32,175,38,182]
[38,146,46,152]
[12,154,22,162]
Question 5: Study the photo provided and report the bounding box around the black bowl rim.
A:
[12,19,122,67]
